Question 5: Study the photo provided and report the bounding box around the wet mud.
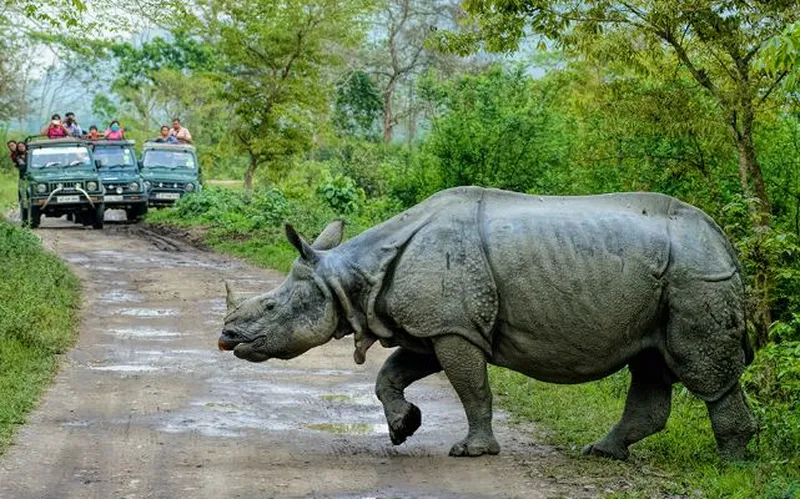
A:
[0,215,590,498]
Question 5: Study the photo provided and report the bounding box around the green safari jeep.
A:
[139,142,202,206]
[18,138,105,229]
[92,140,149,222]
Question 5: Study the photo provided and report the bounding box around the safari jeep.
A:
[139,142,202,206]
[92,140,149,222]
[18,138,105,229]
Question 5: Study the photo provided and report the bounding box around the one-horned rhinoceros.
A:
[218,186,757,460]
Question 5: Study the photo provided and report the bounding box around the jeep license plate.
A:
[105,195,124,202]
[57,195,80,203]
[156,192,180,200]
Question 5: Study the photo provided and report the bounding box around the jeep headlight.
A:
[116,186,123,194]
[87,181,98,191]
[129,182,140,192]
[185,183,195,192]
[36,183,47,194]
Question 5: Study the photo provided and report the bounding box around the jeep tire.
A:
[29,205,41,229]
[92,204,105,230]
[125,205,147,223]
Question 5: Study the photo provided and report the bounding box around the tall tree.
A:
[366,0,465,142]
[183,0,372,190]
[446,0,800,345]
[449,1,799,224]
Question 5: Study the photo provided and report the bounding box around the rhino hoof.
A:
[581,441,629,460]
[388,403,421,445]
[449,435,501,457]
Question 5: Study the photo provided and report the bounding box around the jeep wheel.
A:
[29,205,41,229]
[66,212,74,222]
[92,204,105,230]
[125,205,147,223]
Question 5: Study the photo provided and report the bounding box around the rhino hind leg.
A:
[706,382,756,460]
[582,349,673,460]
[433,335,500,457]
[664,277,757,459]
[375,348,442,445]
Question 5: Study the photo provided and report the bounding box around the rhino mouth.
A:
[218,335,271,363]
[218,337,240,351]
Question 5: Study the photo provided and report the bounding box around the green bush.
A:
[316,172,364,215]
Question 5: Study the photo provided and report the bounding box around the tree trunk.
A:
[244,152,257,191]
[736,105,771,225]
[382,89,393,143]
[731,104,772,348]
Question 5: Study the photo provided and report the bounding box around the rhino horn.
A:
[224,280,239,312]
[312,220,345,250]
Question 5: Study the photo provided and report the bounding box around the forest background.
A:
[1,1,799,496]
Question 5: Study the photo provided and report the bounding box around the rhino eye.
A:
[264,301,276,311]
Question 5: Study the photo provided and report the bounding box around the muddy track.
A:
[0,214,591,499]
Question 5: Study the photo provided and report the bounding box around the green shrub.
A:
[316,172,364,215]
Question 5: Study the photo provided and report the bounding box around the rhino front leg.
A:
[433,335,500,457]
[375,348,442,445]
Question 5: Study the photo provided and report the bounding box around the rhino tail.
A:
[742,326,755,366]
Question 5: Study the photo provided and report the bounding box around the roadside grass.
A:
[0,218,81,453]
[0,168,17,211]
[491,367,800,498]
[148,184,799,498]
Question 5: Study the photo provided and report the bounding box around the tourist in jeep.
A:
[42,114,69,139]
[169,118,193,144]
[104,120,125,140]
[155,125,178,144]
[64,112,84,137]
[86,126,103,141]
[7,140,17,164]
[14,142,27,172]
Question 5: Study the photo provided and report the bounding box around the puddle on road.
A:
[117,308,176,317]
[320,394,352,402]
[304,423,384,435]
[156,374,389,438]
[109,327,181,339]
[99,289,144,303]
[89,364,158,373]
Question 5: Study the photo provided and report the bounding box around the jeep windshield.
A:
[94,146,136,169]
[142,150,196,169]
[30,146,92,168]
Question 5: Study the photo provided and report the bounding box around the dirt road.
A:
[0,215,589,499]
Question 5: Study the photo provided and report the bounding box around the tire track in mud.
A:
[0,215,584,499]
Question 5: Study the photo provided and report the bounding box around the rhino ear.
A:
[312,220,345,250]
[285,224,317,262]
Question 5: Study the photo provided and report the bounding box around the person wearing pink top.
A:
[104,120,125,140]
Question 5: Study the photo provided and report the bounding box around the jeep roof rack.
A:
[23,135,90,147]
[90,139,136,146]
[142,140,196,152]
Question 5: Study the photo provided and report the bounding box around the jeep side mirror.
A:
[94,159,102,170]
[137,159,143,169]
